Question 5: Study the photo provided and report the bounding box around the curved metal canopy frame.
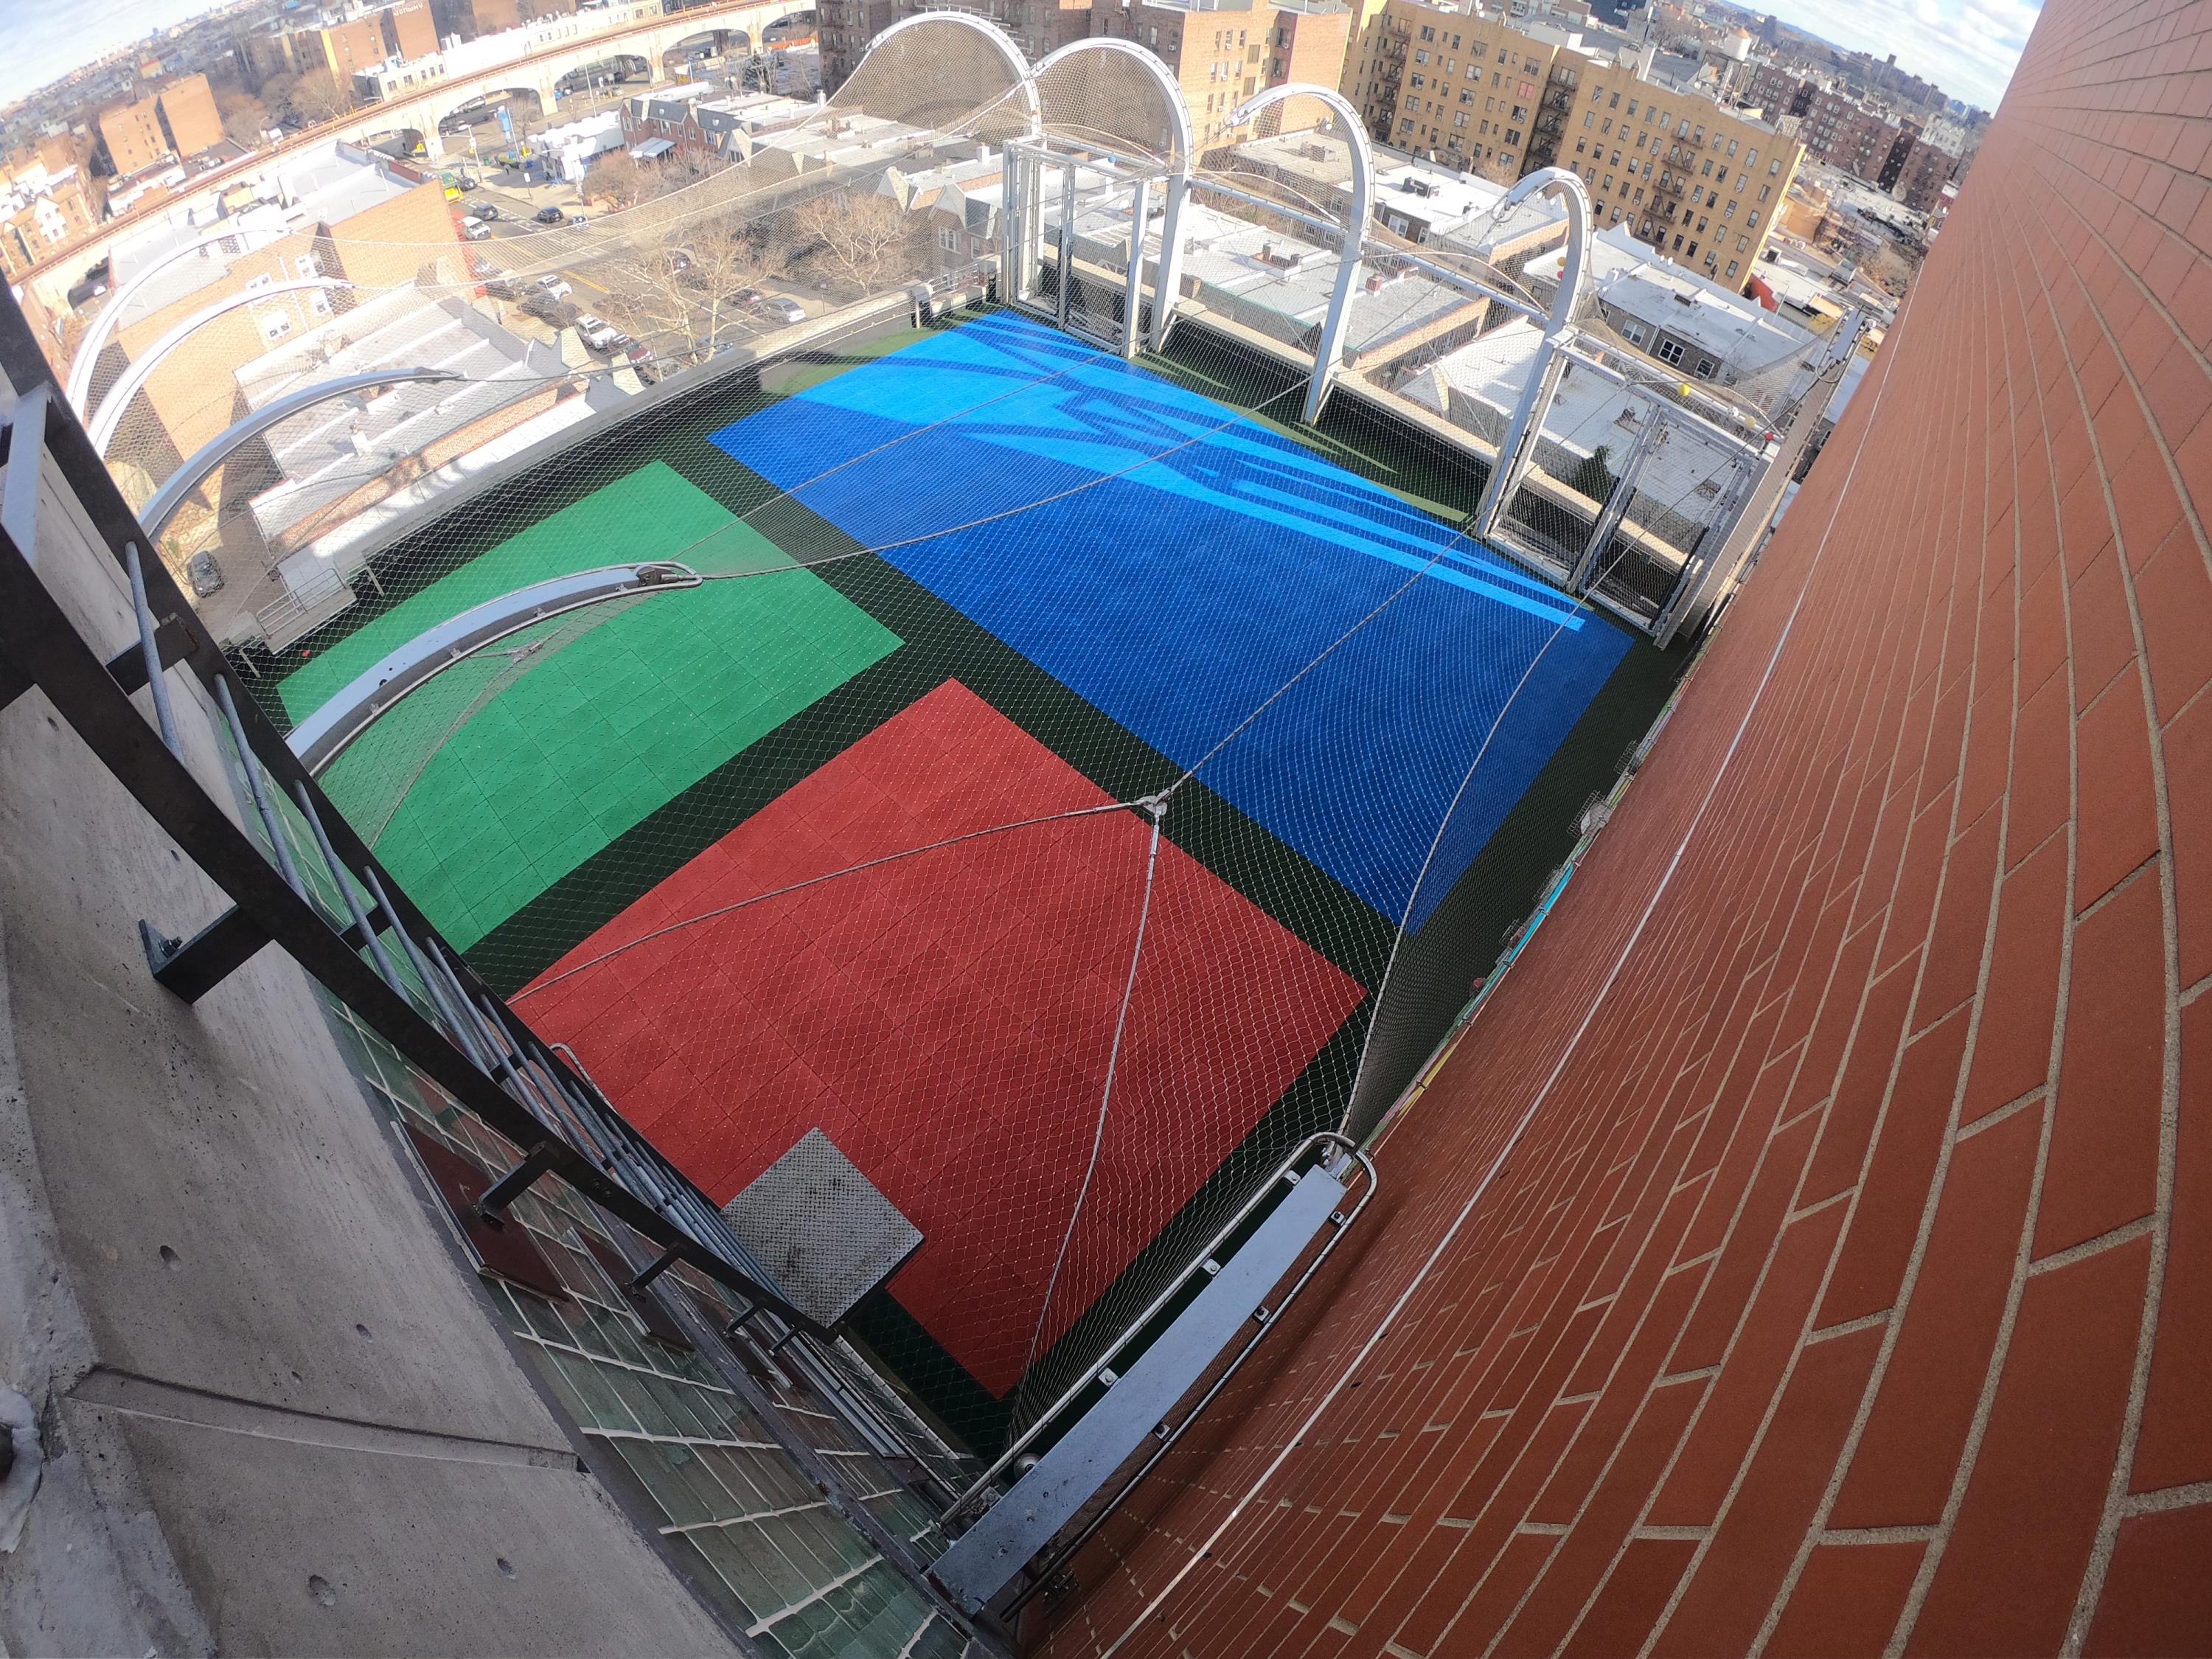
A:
[863,13,1040,136]
[1495,165,1592,336]
[1032,37,1199,355]
[137,367,466,543]
[1470,167,1593,540]
[1031,37,1196,173]
[287,562,704,774]
[66,225,292,415]
[89,278,355,458]
[1224,84,1374,424]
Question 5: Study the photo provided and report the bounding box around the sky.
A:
[1746,0,2044,112]
[0,0,224,112]
[0,0,2047,119]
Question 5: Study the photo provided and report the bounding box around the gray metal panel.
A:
[932,1164,1349,1611]
[718,1129,922,1328]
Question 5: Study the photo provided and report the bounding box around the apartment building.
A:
[1351,0,1567,184]
[820,0,1091,89]
[0,148,102,281]
[94,73,225,179]
[1557,52,1801,288]
[1890,129,1958,213]
[1087,0,1349,148]
[431,0,581,36]
[821,0,1346,150]
[1341,0,1799,288]
[319,2,442,79]
[1801,86,1905,184]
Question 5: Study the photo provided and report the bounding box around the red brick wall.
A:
[1040,0,2212,1650]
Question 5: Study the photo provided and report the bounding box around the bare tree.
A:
[785,189,924,299]
[289,69,352,126]
[582,150,654,212]
[217,88,271,147]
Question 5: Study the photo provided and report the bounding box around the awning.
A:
[628,138,675,160]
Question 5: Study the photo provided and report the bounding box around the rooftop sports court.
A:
[271,307,1680,1446]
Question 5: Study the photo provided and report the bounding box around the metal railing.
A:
[941,1132,1376,1536]
[0,297,833,1352]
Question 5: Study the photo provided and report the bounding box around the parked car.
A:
[475,202,500,220]
[485,275,524,299]
[760,296,807,326]
[534,205,566,225]
[733,286,765,307]
[568,213,589,228]
[185,550,223,598]
[533,274,573,299]
[521,293,580,328]
[460,217,490,240]
[574,313,630,352]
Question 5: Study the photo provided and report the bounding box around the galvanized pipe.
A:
[124,543,180,756]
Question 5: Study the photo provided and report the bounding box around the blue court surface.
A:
[711,311,1630,929]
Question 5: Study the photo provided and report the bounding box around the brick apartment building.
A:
[94,73,225,178]
[1344,0,1799,286]
[318,2,442,80]
[821,0,1349,150]
[1353,2,1568,184]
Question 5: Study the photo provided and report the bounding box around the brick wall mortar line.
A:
[1622,232,1995,1659]
[1745,230,2033,1658]
[2023,187,2191,1659]
[1090,264,1934,1659]
[1884,181,2094,1657]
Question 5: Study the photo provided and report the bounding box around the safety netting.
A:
[40,13,1840,1464]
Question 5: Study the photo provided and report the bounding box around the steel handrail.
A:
[943,1129,1366,1526]
[1002,1143,1378,1615]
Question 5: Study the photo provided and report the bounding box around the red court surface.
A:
[519,681,1366,1394]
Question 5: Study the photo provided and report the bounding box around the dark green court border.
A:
[234,305,1690,1453]
[859,618,1680,1457]
[470,502,1403,1001]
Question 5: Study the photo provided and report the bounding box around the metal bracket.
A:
[474,1141,563,1226]
[105,616,191,694]
[139,911,272,1002]
[627,1247,679,1293]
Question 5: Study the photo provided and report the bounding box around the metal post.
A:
[1471,167,1592,543]
[291,781,405,995]
[1054,159,1076,330]
[1220,88,1376,428]
[1304,231,1365,427]
[214,675,305,899]
[124,543,180,757]
[1150,172,1189,353]
[2,384,47,566]
[1120,175,1151,359]
[1472,347,1569,545]
[1567,404,1663,594]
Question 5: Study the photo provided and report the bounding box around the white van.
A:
[461,217,490,240]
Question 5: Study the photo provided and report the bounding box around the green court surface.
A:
[310,465,900,951]
[279,462,790,722]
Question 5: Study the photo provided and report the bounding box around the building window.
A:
[939,226,961,253]
[1694,355,1717,377]
[1725,260,1739,279]
[1657,337,1685,366]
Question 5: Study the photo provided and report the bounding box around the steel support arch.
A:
[1222,84,1374,426]
[88,278,355,457]
[862,12,1040,136]
[65,225,298,416]
[1030,37,1198,355]
[1471,166,1592,541]
[137,367,464,543]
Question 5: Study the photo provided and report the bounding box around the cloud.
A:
[1750,0,2044,110]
